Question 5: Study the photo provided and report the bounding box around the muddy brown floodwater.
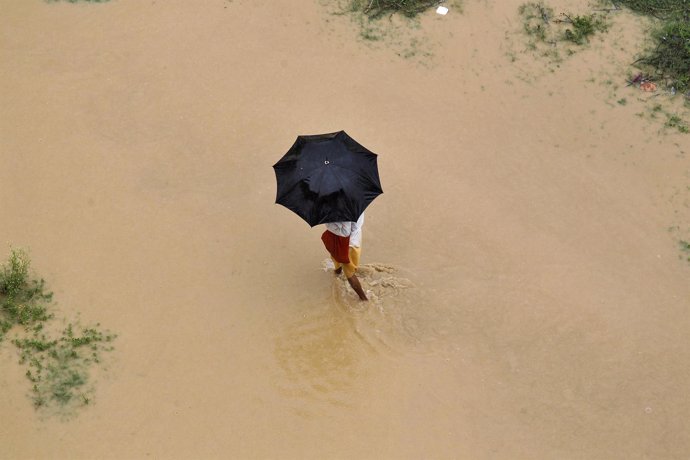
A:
[2,0,690,458]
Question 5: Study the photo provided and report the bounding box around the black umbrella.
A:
[273,130,383,227]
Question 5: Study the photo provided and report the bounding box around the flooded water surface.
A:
[2,0,690,458]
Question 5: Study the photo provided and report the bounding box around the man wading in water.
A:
[321,213,368,301]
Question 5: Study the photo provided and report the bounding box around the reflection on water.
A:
[274,263,461,417]
[338,263,459,357]
[273,302,367,415]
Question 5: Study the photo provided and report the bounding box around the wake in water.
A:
[273,261,462,415]
[322,259,414,309]
[325,260,456,356]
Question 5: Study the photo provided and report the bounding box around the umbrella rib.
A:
[331,168,357,220]
[330,163,380,189]
[310,167,332,224]
[275,178,302,202]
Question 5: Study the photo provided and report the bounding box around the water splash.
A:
[330,262,457,357]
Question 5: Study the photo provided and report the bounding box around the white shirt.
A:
[325,213,365,248]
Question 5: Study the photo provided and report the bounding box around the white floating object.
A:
[436,6,449,15]
[322,258,335,271]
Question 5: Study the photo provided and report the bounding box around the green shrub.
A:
[1,248,116,413]
[0,249,52,340]
[613,0,689,19]
[643,20,690,92]
[615,0,690,92]
[563,13,609,44]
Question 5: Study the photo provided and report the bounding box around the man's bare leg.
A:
[347,274,368,301]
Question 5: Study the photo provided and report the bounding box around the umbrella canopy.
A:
[273,131,383,227]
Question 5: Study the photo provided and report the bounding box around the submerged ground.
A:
[2,0,690,458]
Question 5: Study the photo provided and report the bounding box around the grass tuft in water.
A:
[517,2,609,63]
[13,322,116,409]
[666,113,690,132]
[562,13,609,45]
[0,248,53,342]
[346,0,444,19]
[679,239,690,261]
[519,2,554,41]
[331,0,458,62]
[0,247,116,414]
